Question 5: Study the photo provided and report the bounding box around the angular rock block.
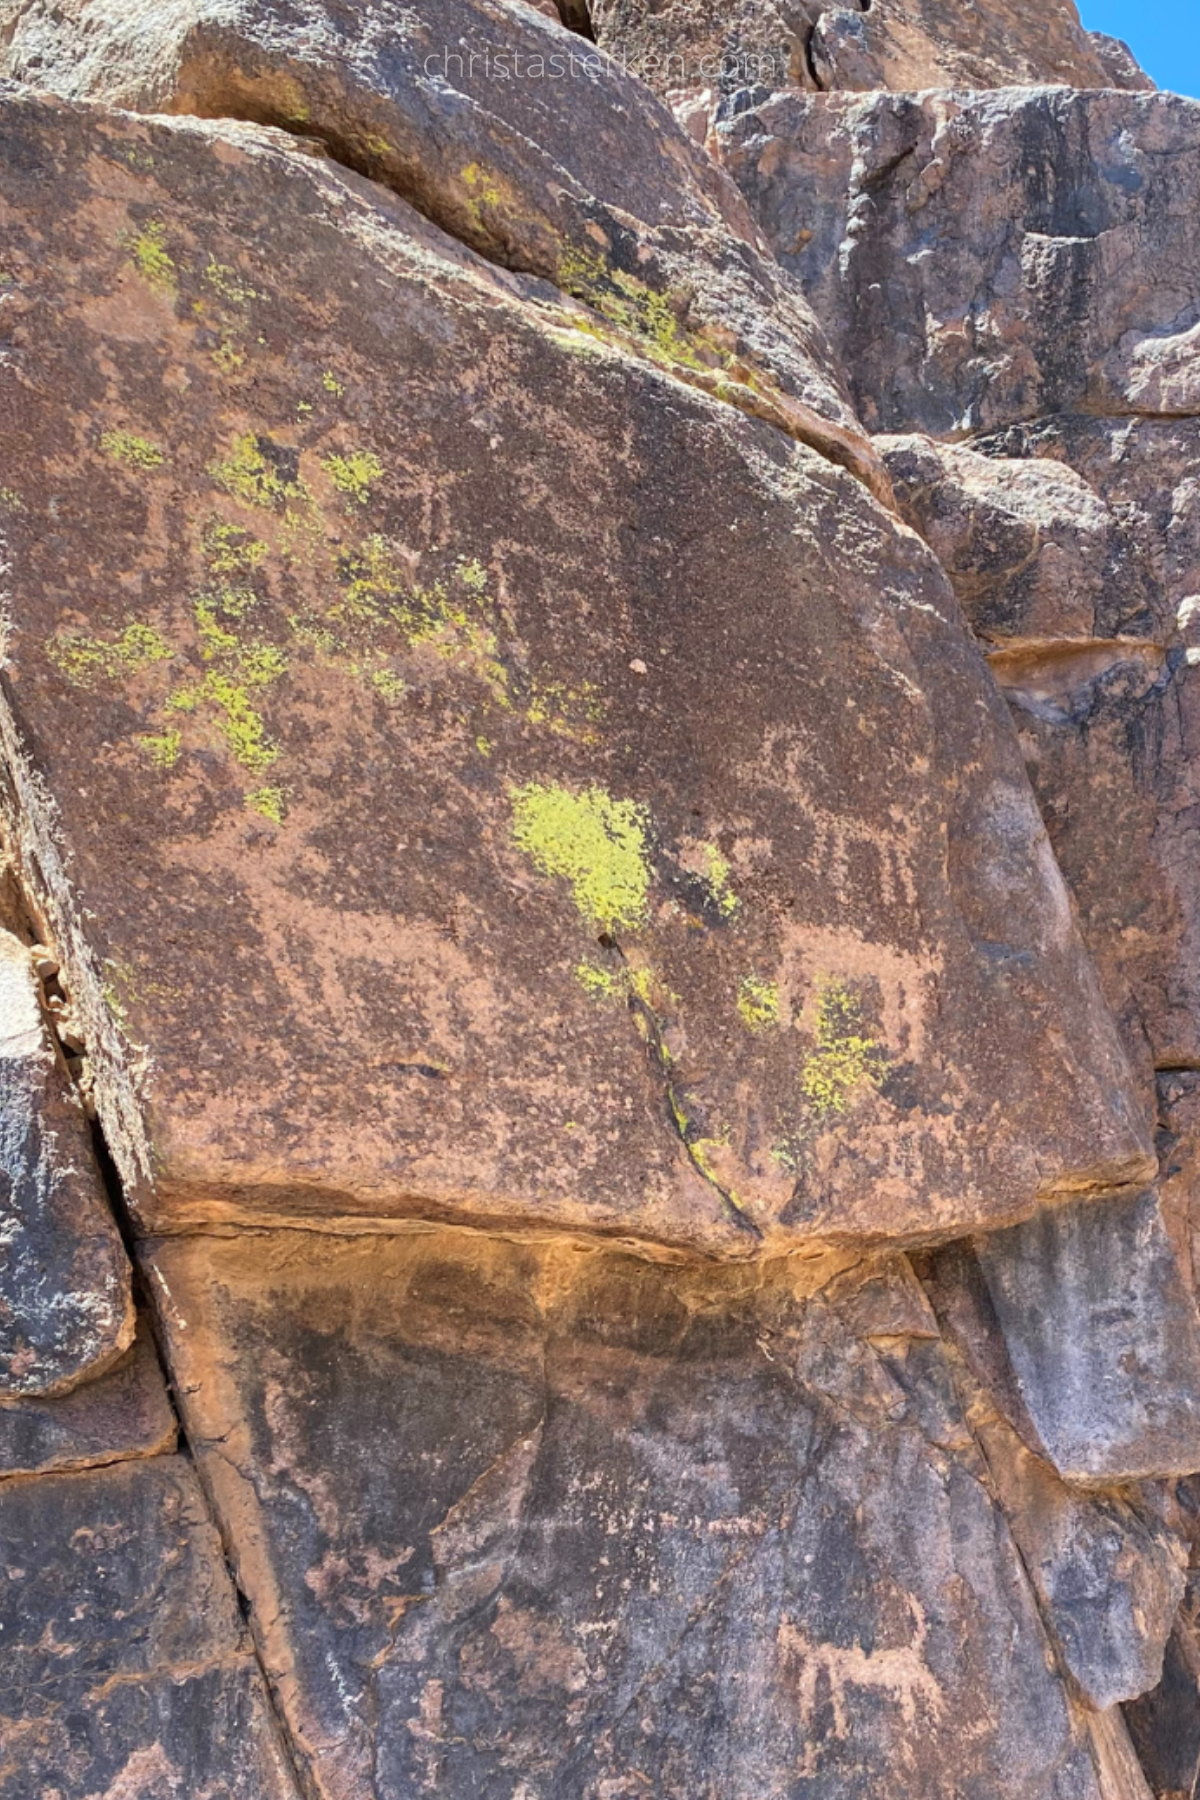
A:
[0,1315,175,1476]
[974,1190,1200,1485]
[0,90,1149,1253]
[1123,1569,1200,1800]
[0,1454,299,1797]
[145,1229,1109,1799]
[941,1338,1186,1711]
[719,88,1200,438]
[0,928,132,1395]
[0,0,888,496]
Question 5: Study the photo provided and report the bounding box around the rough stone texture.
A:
[1124,1569,1200,1799]
[0,1315,175,1476]
[973,1191,1200,1486]
[937,1322,1186,1710]
[0,925,132,1396]
[0,0,890,499]
[0,1453,300,1797]
[0,87,1150,1256]
[146,1227,1114,1800]
[586,0,1145,103]
[718,88,1200,439]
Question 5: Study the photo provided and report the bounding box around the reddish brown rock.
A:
[0,0,888,498]
[144,1227,1115,1800]
[0,1316,175,1477]
[0,1454,300,1797]
[0,926,132,1396]
[0,89,1149,1255]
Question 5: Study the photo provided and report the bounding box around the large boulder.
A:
[143,1225,1119,1800]
[0,88,1149,1254]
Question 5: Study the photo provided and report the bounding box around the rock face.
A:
[145,1227,1115,1800]
[0,0,1196,1795]
[586,0,1148,102]
[0,84,1150,1253]
[0,925,132,1395]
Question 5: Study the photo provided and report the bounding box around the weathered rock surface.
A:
[0,1315,174,1476]
[972,1191,1200,1486]
[0,0,891,497]
[586,0,1146,103]
[0,925,131,1395]
[0,86,1150,1255]
[146,1226,1118,1800]
[932,1306,1186,1710]
[719,88,1200,439]
[0,1453,299,1797]
[1124,1569,1200,1798]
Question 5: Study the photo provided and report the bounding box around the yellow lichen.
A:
[323,450,384,506]
[245,784,286,823]
[738,974,779,1031]
[100,429,164,470]
[48,621,174,687]
[702,843,739,918]
[321,370,344,396]
[575,960,619,1000]
[203,257,259,307]
[557,246,720,375]
[510,783,652,932]
[127,221,176,294]
[369,667,406,703]
[137,728,182,769]
[799,980,890,1119]
[209,434,309,510]
[202,521,269,578]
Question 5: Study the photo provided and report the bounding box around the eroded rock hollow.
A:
[0,0,1199,1793]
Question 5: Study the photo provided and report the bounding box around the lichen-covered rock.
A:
[718,88,1200,438]
[0,0,890,498]
[0,89,1150,1254]
[144,1227,1114,1800]
[0,926,132,1395]
[0,1454,299,1797]
[0,1316,175,1476]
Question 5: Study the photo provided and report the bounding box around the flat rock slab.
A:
[0,1315,175,1476]
[0,927,132,1395]
[145,1228,1108,1800]
[0,91,1149,1252]
[0,1454,299,1797]
[974,1189,1200,1485]
[0,0,888,496]
[718,88,1200,438]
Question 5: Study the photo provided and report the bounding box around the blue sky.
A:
[1079,1,1200,97]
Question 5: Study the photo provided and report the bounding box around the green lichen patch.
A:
[323,450,384,507]
[203,257,260,308]
[557,246,728,378]
[701,843,739,918]
[737,974,780,1031]
[209,434,310,511]
[321,370,344,396]
[245,784,286,824]
[126,221,176,294]
[137,728,182,769]
[575,960,619,1000]
[48,621,174,688]
[510,783,652,932]
[799,980,890,1119]
[100,429,164,471]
